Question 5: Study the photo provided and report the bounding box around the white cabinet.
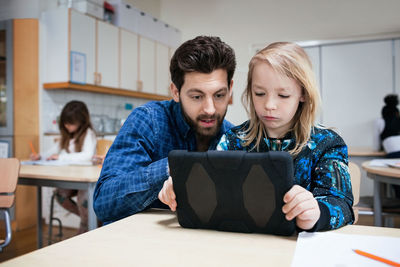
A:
[321,40,393,148]
[43,7,176,100]
[70,10,96,84]
[139,37,155,93]
[156,43,170,96]
[120,29,138,90]
[97,20,119,87]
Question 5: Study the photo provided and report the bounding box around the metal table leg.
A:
[87,183,97,230]
[373,179,382,226]
[36,186,43,248]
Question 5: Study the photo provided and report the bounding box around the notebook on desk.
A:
[168,150,296,236]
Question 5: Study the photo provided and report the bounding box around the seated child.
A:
[217,42,354,231]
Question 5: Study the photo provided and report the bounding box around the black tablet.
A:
[168,150,296,236]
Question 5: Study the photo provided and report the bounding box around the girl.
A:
[217,42,354,231]
[31,100,97,234]
[375,94,400,197]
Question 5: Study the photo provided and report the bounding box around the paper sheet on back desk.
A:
[21,160,93,166]
[291,231,400,267]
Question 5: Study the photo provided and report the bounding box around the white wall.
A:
[0,0,57,20]
[156,0,400,125]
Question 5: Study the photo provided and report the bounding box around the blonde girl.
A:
[217,42,354,231]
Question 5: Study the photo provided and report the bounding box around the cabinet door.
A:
[321,40,393,148]
[120,29,138,91]
[97,20,119,88]
[156,43,170,96]
[139,37,155,93]
[70,9,96,84]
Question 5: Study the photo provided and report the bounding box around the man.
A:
[93,36,236,223]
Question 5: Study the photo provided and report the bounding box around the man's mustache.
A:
[197,115,218,121]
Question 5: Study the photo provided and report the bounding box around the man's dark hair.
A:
[170,36,236,91]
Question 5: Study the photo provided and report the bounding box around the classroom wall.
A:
[153,0,400,126]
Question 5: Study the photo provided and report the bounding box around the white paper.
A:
[368,159,400,167]
[70,51,86,84]
[292,232,400,267]
[21,160,92,166]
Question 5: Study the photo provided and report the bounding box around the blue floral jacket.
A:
[217,121,354,231]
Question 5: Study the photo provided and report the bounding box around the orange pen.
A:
[29,141,37,156]
[353,249,400,267]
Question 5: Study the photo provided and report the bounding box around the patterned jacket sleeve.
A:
[93,106,169,223]
[309,131,354,231]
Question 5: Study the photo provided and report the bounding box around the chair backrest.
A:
[96,139,113,156]
[348,161,361,207]
[348,161,361,206]
[0,158,20,208]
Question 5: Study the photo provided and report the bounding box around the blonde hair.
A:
[242,42,320,155]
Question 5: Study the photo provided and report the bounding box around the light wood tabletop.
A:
[3,210,400,267]
[348,147,385,157]
[19,164,101,182]
[362,161,400,178]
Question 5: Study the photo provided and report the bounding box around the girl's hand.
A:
[47,154,59,160]
[282,185,320,230]
[158,176,177,211]
[30,153,41,161]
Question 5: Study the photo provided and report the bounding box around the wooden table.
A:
[348,147,385,157]
[2,210,400,266]
[18,165,101,248]
[362,161,400,226]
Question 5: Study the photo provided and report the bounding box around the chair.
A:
[348,161,361,223]
[0,158,20,252]
[96,139,113,158]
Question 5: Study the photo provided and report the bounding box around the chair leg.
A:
[48,193,63,245]
[0,209,12,252]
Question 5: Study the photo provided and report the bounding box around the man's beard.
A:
[180,104,227,140]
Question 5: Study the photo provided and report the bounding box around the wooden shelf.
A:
[43,82,171,101]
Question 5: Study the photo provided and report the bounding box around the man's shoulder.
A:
[130,100,175,120]
[221,119,235,132]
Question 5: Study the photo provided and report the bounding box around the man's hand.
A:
[282,185,320,230]
[158,176,177,211]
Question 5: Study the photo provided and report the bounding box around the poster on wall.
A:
[70,51,86,84]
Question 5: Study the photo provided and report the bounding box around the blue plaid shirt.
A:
[93,100,234,223]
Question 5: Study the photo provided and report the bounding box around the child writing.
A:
[217,42,354,231]
[30,100,97,234]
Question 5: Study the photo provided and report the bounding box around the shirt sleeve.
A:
[216,134,228,151]
[308,136,354,231]
[93,106,169,223]
[58,128,97,162]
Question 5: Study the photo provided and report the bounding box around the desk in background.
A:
[3,210,400,267]
[362,161,400,226]
[348,147,385,197]
[18,165,101,248]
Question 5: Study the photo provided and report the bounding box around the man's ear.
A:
[229,80,234,98]
[170,83,180,102]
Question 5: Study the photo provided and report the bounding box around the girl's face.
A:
[64,123,79,134]
[251,62,304,138]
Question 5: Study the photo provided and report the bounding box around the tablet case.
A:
[168,150,296,236]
